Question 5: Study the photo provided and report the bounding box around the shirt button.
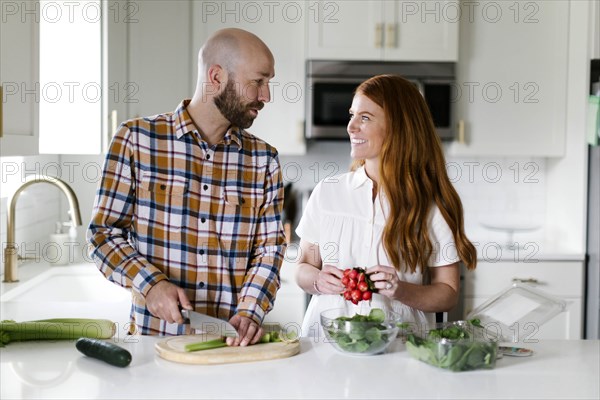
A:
[198,282,205,289]
[160,184,166,190]
[198,249,205,255]
[203,184,208,191]
[201,217,206,223]
[206,154,211,160]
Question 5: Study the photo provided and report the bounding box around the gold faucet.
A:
[3,175,82,282]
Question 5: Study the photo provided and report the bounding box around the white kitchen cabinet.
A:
[0,1,39,157]
[462,261,584,340]
[306,0,459,62]
[192,1,307,155]
[447,0,570,157]
[126,1,193,119]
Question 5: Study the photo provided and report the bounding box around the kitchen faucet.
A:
[3,175,82,282]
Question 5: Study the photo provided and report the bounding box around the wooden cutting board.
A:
[155,334,301,365]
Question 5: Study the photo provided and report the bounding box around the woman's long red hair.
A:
[351,75,477,273]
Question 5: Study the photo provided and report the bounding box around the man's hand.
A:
[145,280,192,324]
[226,314,263,347]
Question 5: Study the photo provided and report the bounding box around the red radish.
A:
[357,281,369,292]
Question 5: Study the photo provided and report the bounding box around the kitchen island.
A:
[1,336,598,399]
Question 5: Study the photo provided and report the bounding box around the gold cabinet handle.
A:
[386,23,396,48]
[0,85,3,139]
[375,23,383,48]
[110,109,118,137]
[457,119,465,144]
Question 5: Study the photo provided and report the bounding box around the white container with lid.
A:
[466,283,567,343]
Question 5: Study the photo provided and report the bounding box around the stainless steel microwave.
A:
[305,60,456,141]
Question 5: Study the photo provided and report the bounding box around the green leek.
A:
[0,318,116,347]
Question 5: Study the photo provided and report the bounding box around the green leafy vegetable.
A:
[406,321,497,372]
[325,308,395,355]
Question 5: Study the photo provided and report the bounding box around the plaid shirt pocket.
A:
[137,173,189,232]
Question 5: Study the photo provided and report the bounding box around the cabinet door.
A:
[448,0,569,156]
[306,0,383,60]
[193,1,306,155]
[127,1,192,119]
[0,2,39,156]
[383,0,459,61]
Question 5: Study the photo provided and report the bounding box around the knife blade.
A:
[181,309,238,338]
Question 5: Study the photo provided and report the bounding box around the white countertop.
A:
[2,261,596,399]
[1,336,598,399]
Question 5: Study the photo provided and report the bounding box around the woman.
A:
[295,74,477,338]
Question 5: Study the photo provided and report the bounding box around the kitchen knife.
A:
[181,309,238,338]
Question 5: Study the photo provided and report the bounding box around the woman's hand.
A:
[314,264,345,295]
[366,264,400,299]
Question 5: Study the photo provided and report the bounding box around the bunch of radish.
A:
[341,267,376,304]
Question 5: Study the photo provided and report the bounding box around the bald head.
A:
[199,28,273,77]
[189,28,275,137]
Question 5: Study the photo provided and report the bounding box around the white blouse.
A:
[295,166,459,338]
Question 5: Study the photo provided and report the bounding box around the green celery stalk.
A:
[184,338,227,352]
[184,330,298,352]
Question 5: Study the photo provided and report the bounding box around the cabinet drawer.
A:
[463,261,584,298]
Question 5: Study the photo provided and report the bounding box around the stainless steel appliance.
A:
[306,60,456,141]
[585,59,600,339]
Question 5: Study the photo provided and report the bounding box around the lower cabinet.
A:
[462,261,584,340]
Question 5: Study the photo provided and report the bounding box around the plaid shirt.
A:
[88,100,286,335]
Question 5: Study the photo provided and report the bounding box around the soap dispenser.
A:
[47,222,71,265]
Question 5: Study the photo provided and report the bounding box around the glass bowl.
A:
[320,308,401,356]
[405,320,499,372]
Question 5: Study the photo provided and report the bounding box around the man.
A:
[88,28,286,346]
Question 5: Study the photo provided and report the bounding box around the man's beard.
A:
[214,79,264,129]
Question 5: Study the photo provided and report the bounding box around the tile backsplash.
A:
[280,142,546,247]
[1,155,63,276]
[0,148,546,277]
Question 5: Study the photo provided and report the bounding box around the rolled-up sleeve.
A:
[87,124,167,297]
[236,155,287,324]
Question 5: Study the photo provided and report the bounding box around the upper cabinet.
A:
[307,0,459,61]
[0,2,39,157]
[192,1,307,155]
[125,0,193,120]
[447,0,570,157]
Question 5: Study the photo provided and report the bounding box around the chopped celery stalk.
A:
[184,330,298,352]
[184,338,227,352]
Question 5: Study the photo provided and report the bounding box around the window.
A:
[39,0,101,154]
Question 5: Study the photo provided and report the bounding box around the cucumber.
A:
[75,337,132,367]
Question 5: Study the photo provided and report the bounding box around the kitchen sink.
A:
[0,263,132,330]
[0,265,130,303]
